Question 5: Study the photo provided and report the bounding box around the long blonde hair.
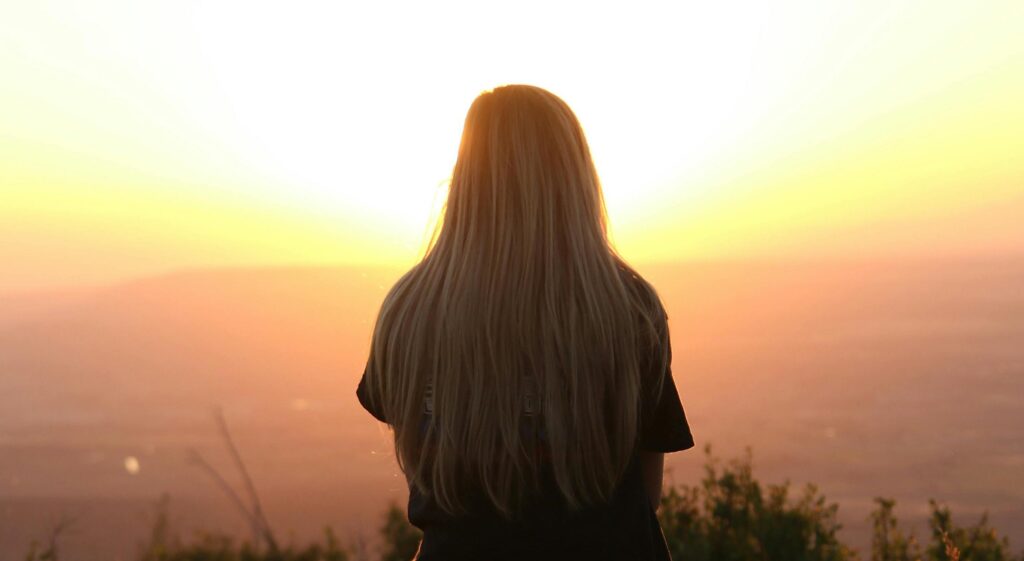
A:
[362,84,666,517]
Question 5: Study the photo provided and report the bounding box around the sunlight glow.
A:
[1,0,1022,292]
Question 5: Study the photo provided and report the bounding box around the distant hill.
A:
[1,256,1022,559]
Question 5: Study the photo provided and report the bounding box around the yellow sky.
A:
[2,1,1023,294]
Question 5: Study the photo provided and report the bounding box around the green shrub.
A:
[925,499,1020,561]
[378,503,422,561]
[658,444,854,561]
[869,497,921,561]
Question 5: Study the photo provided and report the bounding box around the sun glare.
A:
[184,1,770,231]
[1,0,1022,291]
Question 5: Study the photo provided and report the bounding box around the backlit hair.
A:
[362,84,667,517]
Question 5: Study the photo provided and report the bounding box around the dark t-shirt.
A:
[356,309,694,561]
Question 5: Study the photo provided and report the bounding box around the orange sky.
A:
[2,1,1023,294]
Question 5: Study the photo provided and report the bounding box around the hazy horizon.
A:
[5,247,1024,298]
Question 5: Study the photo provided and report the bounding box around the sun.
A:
[184,2,779,212]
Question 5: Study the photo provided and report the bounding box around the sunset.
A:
[2,2,1023,560]
[4,1,1022,293]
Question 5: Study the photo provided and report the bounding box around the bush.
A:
[924,499,1020,561]
[24,444,1024,561]
[869,497,920,561]
[656,445,1024,561]
[134,528,349,561]
[378,503,422,561]
[658,444,854,561]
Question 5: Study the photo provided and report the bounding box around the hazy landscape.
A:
[1,256,1022,559]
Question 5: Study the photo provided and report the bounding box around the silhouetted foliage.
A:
[861,495,1024,561]
[658,444,854,561]
[137,493,183,561]
[128,494,350,561]
[23,444,1024,561]
[22,510,83,561]
[378,503,422,561]
[133,528,349,561]
[925,499,1021,561]
[870,497,921,561]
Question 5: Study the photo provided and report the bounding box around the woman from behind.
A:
[357,84,694,561]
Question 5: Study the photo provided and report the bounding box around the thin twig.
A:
[186,447,263,545]
[213,406,279,552]
[42,510,84,561]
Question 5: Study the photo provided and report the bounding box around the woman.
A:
[357,84,694,560]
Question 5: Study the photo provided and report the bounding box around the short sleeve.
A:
[356,365,388,423]
[638,310,695,453]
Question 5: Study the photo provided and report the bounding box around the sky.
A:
[2,0,1023,294]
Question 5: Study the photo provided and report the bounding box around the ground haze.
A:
[1,256,1022,559]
